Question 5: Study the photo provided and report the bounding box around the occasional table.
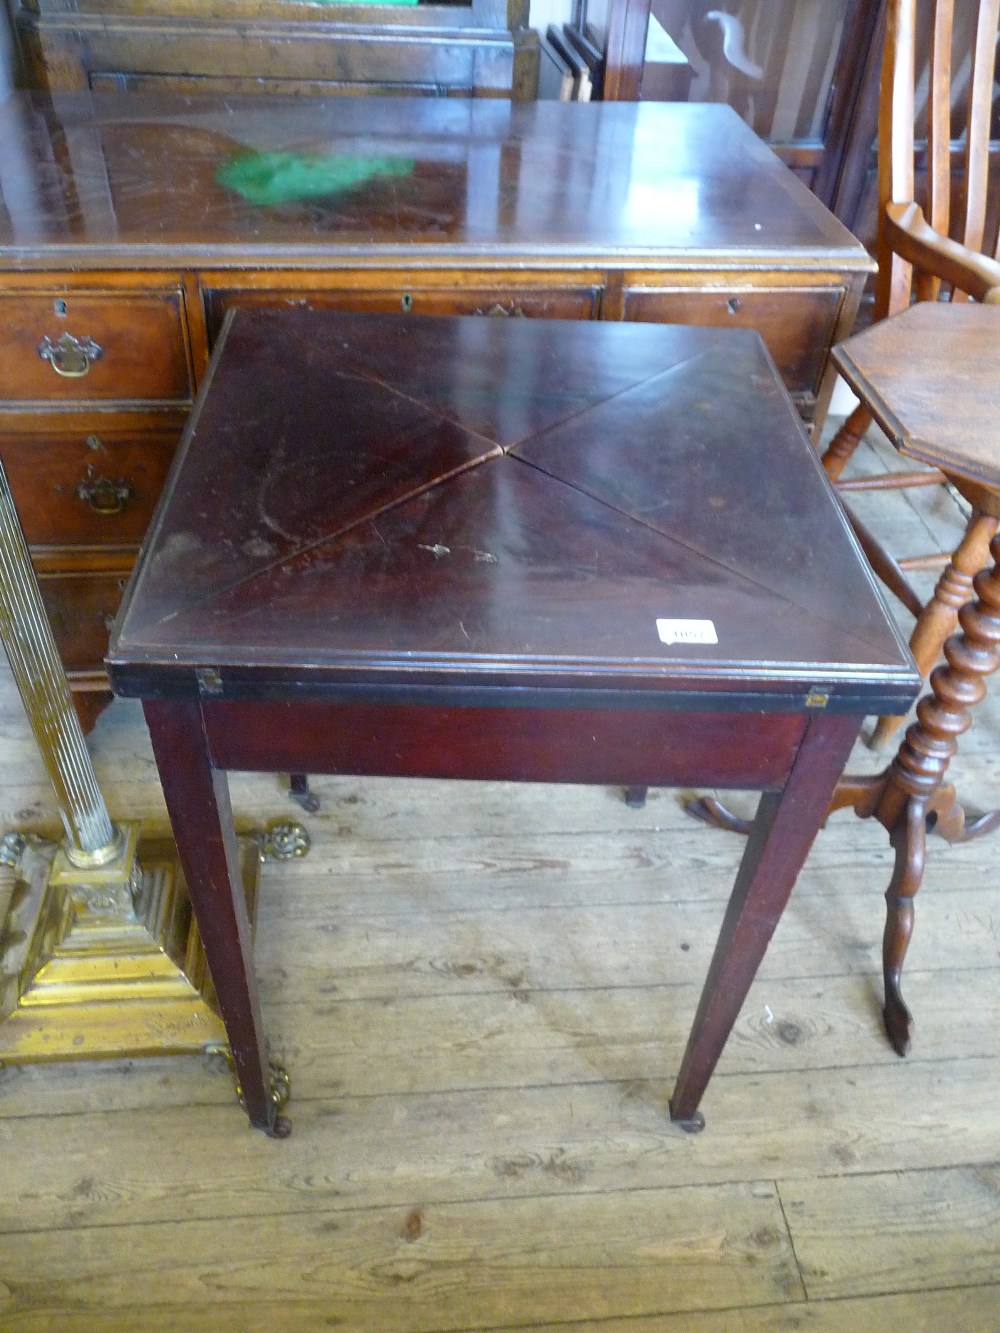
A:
[828,302,1000,1055]
[106,310,918,1135]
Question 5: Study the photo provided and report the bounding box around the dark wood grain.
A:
[108,312,918,1133]
[109,312,915,713]
[143,697,280,1134]
[0,95,870,265]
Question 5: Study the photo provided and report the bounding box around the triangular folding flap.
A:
[125,454,869,678]
[511,339,906,661]
[238,309,726,449]
[122,318,503,636]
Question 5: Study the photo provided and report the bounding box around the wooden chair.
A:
[821,0,1000,745]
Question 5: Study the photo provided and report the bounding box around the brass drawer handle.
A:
[76,466,134,516]
[38,332,105,378]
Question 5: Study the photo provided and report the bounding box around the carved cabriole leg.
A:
[143,699,289,1137]
[821,402,873,481]
[870,510,999,748]
[669,712,860,1131]
[871,542,1000,1053]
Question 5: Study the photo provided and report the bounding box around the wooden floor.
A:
[2,430,1000,1331]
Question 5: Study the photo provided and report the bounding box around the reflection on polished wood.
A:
[0,92,874,727]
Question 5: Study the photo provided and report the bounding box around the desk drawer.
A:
[37,570,131,674]
[622,285,843,397]
[0,291,192,403]
[203,284,600,341]
[1,420,182,547]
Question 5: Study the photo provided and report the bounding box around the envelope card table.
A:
[107,310,918,1134]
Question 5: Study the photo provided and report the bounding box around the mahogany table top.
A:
[833,302,1000,490]
[108,311,916,715]
[0,93,871,270]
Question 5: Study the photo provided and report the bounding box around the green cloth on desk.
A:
[217,152,416,206]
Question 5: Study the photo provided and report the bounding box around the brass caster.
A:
[258,821,311,862]
[210,1045,292,1121]
[233,1058,292,1112]
[267,1060,292,1110]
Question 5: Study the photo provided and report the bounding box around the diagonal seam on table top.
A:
[121,452,826,667]
[504,455,895,666]
[311,342,713,456]
[503,361,909,664]
[122,348,713,636]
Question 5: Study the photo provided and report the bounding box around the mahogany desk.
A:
[0,92,874,725]
[107,310,918,1135]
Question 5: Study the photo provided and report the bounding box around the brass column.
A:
[0,459,303,1064]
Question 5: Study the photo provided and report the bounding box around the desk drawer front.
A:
[622,286,843,397]
[0,292,192,404]
[38,571,131,673]
[203,285,600,342]
[1,421,182,547]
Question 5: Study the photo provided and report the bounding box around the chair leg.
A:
[871,510,1000,747]
[288,773,320,813]
[821,402,872,482]
[845,508,923,617]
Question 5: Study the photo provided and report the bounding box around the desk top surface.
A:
[108,311,916,712]
[0,94,871,270]
[833,302,1000,490]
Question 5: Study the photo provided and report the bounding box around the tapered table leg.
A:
[669,712,860,1130]
[143,699,290,1136]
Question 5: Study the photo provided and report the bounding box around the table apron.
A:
[202,698,810,790]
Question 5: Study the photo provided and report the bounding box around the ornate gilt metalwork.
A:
[259,821,311,862]
[0,832,27,868]
[0,457,261,1063]
[206,1043,291,1118]
[37,332,104,377]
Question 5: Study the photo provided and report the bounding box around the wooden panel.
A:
[0,417,182,545]
[205,700,806,791]
[622,284,844,396]
[37,568,132,672]
[202,283,602,342]
[17,4,536,100]
[0,290,192,404]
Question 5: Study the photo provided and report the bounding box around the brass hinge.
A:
[196,667,223,696]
